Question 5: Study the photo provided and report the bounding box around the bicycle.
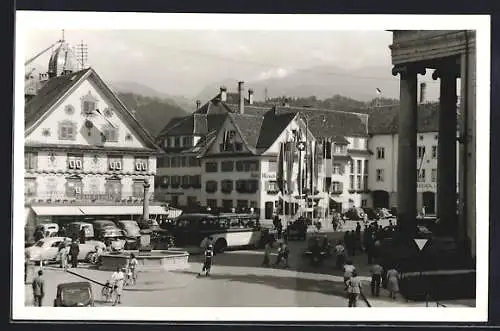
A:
[101,281,116,303]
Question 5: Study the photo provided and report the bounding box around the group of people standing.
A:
[56,238,81,269]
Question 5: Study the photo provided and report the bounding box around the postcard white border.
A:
[13,12,490,322]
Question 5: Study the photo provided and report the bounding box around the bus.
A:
[170,213,262,253]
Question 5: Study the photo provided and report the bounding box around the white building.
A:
[24,40,165,242]
[368,103,457,215]
[155,83,371,223]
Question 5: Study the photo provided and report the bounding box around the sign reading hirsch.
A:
[262,173,276,180]
[417,183,436,192]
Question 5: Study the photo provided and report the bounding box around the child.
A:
[199,244,214,277]
[128,253,138,285]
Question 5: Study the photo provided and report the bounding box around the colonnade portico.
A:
[389,30,476,258]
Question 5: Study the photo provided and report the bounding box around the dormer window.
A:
[221,130,237,152]
[182,136,193,147]
[58,120,76,140]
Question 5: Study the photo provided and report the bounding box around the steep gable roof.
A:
[24,68,162,152]
[368,103,439,135]
[25,68,91,127]
[256,111,297,150]
[228,113,265,152]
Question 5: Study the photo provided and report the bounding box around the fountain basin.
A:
[98,250,189,272]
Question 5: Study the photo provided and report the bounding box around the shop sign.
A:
[262,172,276,180]
[417,183,436,192]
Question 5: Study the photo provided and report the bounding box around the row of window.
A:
[349,159,369,174]
[163,136,194,148]
[348,175,369,191]
[206,179,259,194]
[157,155,201,168]
[155,175,202,189]
[24,178,147,198]
[25,152,150,172]
[374,169,438,182]
[57,120,118,142]
[376,146,438,160]
[206,160,260,173]
[206,199,258,210]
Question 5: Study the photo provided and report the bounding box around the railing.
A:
[25,191,156,204]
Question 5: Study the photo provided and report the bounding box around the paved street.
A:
[24,223,473,308]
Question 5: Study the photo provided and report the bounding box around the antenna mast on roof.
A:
[61,29,65,41]
[75,40,88,71]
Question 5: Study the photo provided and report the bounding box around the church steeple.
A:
[47,30,76,78]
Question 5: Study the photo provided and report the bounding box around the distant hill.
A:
[194,64,437,102]
[116,92,189,137]
[110,81,194,112]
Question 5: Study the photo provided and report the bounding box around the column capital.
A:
[392,64,426,78]
[432,65,460,80]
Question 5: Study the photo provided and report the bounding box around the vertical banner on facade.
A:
[277,142,284,194]
[286,141,293,195]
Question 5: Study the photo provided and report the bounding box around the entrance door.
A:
[265,202,274,219]
[372,190,389,209]
[422,191,436,214]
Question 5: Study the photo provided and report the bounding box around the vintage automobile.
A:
[302,235,330,267]
[35,223,59,238]
[27,237,97,264]
[101,227,126,251]
[375,208,394,219]
[92,220,122,240]
[286,218,308,241]
[53,282,94,307]
[66,222,95,240]
[344,207,366,221]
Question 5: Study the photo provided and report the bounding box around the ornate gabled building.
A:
[155,82,371,224]
[24,41,167,242]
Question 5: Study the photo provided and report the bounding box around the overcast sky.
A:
[24,30,397,98]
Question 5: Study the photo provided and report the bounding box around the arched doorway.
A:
[422,191,436,214]
[372,190,389,209]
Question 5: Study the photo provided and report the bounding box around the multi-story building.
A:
[155,82,371,223]
[368,103,458,215]
[24,40,166,241]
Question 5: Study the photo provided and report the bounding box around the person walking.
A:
[334,241,346,270]
[58,239,69,270]
[346,270,363,307]
[262,241,271,267]
[128,253,138,285]
[70,239,80,268]
[199,244,214,277]
[343,260,356,291]
[370,262,384,297]
[79,227,86,244]
[281,241,290,268]
[111,267,125,305]
[386,267,400,300]
[32,270,45,307]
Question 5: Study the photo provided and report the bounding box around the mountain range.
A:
[194,65,405,103]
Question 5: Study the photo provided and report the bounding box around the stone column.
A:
[433,63,459,236]
[143,179,150,222]
[392,64,425,237]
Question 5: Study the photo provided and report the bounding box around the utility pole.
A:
[75,41,88,71]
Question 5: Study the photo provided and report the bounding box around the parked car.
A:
[35,223,59,238]
[286,218,308,241]
[138,218,161,231]
[375,208,394,219]
[26,237,96,264]
[344,207,366,221]
[363,208,380,221]
[101,227,126,251]
[116,220,141,249]
[53,282,94,307]
[92,220,121,240]
[66,222,95,240]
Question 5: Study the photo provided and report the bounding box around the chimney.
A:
[196,100,201,110]
[220,86,227,102]
[238,81,245,114]
[248,89,254,105]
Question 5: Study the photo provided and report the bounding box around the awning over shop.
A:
[78,205,169,216]
[31,206,84,216]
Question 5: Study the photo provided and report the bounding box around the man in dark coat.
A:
[70,240,80,268]
[32,270,44,306]
[79,228,86,244]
